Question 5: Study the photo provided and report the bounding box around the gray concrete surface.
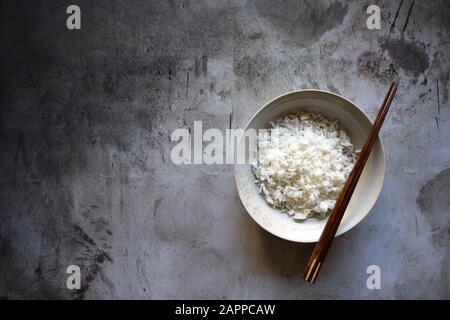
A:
[0,0,449,299]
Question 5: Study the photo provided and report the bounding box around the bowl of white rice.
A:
[234,90,385,243]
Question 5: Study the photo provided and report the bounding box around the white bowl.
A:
[234,90,385,243]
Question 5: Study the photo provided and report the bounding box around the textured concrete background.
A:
[0,0,449,299]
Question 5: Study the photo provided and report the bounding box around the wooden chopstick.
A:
[303,82,399,284]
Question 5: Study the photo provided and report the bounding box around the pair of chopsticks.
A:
[304,82,399,284]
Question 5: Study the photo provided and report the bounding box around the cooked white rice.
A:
[251,111,357,220]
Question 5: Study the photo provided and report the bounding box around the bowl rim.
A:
[234,89,385,243]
